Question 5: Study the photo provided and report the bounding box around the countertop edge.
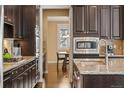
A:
[3,56,36,73]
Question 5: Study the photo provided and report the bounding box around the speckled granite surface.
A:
[74,58,124,75]
[3,56,36,72]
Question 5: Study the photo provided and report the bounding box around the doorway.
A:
[41,6,71,88]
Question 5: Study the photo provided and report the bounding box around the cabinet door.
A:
[73,6,87,36]
[23,72,29,88]
[31,65,36,87]
[21,6,36,56]
[28,69,32,88]
[3,79,12,88]
[14,5,23,38]
[100,6,111,39]
[4,5,14,23]
[111,6,121,39]
[83,75,103,88]
[87,6,99,35]
[3,71,12,88]
[73,5,99,37]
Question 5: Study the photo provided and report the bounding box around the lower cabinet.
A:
[31,64,36,87]
[82,75,124,88]
[3,70,12,88]
[3,59,38,88]
[23,72,29,88]
[3,78,12,88]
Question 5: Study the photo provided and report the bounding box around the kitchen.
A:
[1,5,124,88]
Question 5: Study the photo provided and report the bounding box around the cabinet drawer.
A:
[4,70,12,82]
[18,66,25,73]
[11,69,19,77]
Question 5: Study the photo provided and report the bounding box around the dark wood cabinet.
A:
[100,6,111,39]
[3,70,12,88]
[21,5,36,56]
[3,59,37,88]
[73,5,99,37]
[73,5,122,39]
[4,5,36,56]
[100,5,122,39]
[82,75,124,88]
[111,6,121,39]
[4,23,14,38]
[14,5,23,39]
[4,5,23,38]
[4,5,14,24]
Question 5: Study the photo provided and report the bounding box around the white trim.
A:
[69,6,73,83]
[0,6,4,88]
[48,61,63,63]
[40,5,70,9]
[39,6,43,82]
[47,16,69,22]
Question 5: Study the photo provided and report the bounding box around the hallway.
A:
[43,63,71,88]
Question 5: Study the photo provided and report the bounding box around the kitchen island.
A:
[73,58,124,88]
[3,56,39,88]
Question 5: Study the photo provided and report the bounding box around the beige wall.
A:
[43,9,69,62]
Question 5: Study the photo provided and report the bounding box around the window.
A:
[57,24,70,49]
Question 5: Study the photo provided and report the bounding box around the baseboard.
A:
[48,61,63,63]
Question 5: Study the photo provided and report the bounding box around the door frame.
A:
[40,5,73,82]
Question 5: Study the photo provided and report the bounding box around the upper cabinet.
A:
[73,5,100,37]
[100,6,111,39]
[14,6,23,39]
[111,6,121,39]
[4,5,14,24]
[73,5,123,39]
[21,5,36,56]
[100,5,122,39]
[4,5,23,39]
[4,5,15,38]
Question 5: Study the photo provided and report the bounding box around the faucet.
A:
[99,39,108,65]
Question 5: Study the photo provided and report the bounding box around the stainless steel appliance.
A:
[73,37,99,54]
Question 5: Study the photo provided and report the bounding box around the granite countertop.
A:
[74,58,124,75]
[3,56,36,72]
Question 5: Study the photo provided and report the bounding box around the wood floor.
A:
[43,63,71,88]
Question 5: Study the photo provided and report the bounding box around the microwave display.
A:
[77,41,97,49]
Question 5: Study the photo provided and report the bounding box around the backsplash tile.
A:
[99,40,123,55]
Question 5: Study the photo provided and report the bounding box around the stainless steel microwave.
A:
[73,37,99,54]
